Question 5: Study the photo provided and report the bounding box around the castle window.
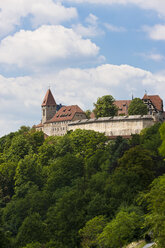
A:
[43,109,45,116]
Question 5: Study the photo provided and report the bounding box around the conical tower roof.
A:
[41,89,56,106]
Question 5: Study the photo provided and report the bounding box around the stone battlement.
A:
[68,115,155,137]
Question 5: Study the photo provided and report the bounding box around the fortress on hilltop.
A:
[34,89,164,138]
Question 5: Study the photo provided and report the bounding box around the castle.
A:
[35,89,164,138]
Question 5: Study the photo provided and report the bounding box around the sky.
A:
[1,0,165,137]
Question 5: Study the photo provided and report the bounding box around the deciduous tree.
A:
[128,98,148,115]
[93,95,118,118]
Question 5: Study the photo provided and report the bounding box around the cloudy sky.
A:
[1,0,165,136]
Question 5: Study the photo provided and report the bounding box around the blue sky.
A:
[1,0,165,136]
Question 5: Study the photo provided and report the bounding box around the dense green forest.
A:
[0,124,165,248]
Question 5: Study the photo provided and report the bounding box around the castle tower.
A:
[41,89,57,123]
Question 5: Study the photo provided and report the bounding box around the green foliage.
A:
[0,207,12,248]
[26,131,44,153]
[159,122,165,157]
[93,95,118,118]
[0,161,16,202]
[45,154,84,192]
[18,126,31,134]
[38,135,72,166]
[0,126,164,247]
[6,134,33,162]
[70,129,107,158]
[16,213,47,247]
[15,154,42,188]
[0,228,11,248]
[107,146,155,208]
[141,123,161,154]
[0,132,16,153]
[143,175,165,248]
[3,183,51,236]
[105,136,130,171]
[128,98,148,115]
[85,109,91,119]
[98,208,143,248]
[46,188,86,247]
[79,215,107,248]
[22,242,42,248]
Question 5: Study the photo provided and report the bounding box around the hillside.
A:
[0,124,165,248]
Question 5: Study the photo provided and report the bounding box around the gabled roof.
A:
[41,89,56,106]
[143,94,163,112]
[47,105,85,123]
[114,100,132,115]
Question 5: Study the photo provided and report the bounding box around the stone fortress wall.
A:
[68,115,155,137]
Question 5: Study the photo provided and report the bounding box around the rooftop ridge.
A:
[41,89,56,106]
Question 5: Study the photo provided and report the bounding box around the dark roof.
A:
[143,94,163,112]
[41,89,56,107]
[47,105,85,123]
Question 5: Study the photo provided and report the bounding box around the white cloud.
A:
[104,23,126,32]
[138,52,164,61]
[0,0,77,37]
[86,13,98,26]
[72,14,103,37]
[148,54,164,61]
[143,24,165,41]
[62,0,165,18]
[1,63,165,136]
[0,25,99,69]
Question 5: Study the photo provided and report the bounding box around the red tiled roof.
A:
[34,123,44,128]
[90,112,95,118]
[47,105,85,122]
[41,89,56,106]
[114,100,132,115]
[143,94,163,112]
[89,100,132,118]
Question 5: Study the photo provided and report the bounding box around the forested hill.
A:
[0,124,165,248]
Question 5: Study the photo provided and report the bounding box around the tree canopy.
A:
[0,123,164,247]
[93,95,118,118]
